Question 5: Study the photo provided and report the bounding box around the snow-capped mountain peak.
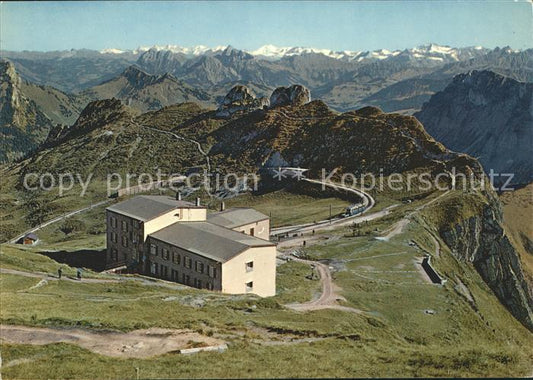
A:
[100,45,229,56]
[99,43,489,63]
[250,44,365,60]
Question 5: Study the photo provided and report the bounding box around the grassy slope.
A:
[1,189,532,378]
[222,190,349,227]
[500,183,533,280]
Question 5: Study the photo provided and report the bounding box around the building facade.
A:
[105,195,276,297]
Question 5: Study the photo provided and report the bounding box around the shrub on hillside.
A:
[59,219,86,235]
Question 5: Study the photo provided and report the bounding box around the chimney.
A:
[220,201,225,212]
[196,197,201,207]
[176,191,182,201]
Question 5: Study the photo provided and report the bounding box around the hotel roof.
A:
[149,221,275,262]
[106,195,204,222]
[207,207,268,229]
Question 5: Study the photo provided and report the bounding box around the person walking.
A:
[76,268,82,280]
[57,267,62,279]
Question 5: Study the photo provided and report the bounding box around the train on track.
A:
[343,203,366,217]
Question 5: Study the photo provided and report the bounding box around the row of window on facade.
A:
[110,249,254,292]
[150,244,255,274]
[109,216,140,232]
[150,244,218,278]
[150,262,215,290]
[109,231,140,247]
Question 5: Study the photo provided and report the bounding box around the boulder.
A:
[270,85,311,107]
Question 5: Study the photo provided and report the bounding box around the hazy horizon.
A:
[1,1,531,52]
[2,42,528,54]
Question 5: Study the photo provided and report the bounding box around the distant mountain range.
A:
[1,43,532,164]
[3,44,531,113]
[98,43,490,62]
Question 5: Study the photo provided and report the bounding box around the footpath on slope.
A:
[284,256,363,314]
[377,190,450,241]
[0,325,226,359]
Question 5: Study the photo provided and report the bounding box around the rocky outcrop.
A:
[415,70,533,185]
[270,85,311,107]
[82,66,212,112]
[0,60,53,162]
[55,98,134,142]
[439,191,533,331]
[216,85,269,117]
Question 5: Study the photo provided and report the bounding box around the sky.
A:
[1,1,532,52]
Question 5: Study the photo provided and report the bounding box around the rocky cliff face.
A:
[270,85,311,107]
[0,60,53,162]
[438,190,533,331]
[0,59,90,162]
[415,70,533,185]
[216,85,269,117]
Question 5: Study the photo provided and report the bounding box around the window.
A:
[121,220,128,232]
[245,261,254,272]
[162,248,169,260]
[184,256,191,269]
[182,274,190,285]
[206,282,214,290]
[171,269,178,281]
[111,248,118,261]
[195,279,202,289]
[250,228,255,236]
[246,281,253,292]
[151,263,157,275]
[195,261,204,273]
[110,216,117,228]
[121,235,128,247]
[172,252,180,264]
[150,244,157,255]
[208,265,217,279]
[161,265,168,278]
[133,220,140,228]
[110,231,117,243]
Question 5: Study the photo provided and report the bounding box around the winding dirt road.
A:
[284,257,362,313]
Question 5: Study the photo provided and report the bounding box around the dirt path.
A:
[0,325,226,358]
[429,233,441,257]
[285,257,362,313]
[0,267,118,284]
[141,124,212,174]
[0,267,191,291]
[377,190,450,241]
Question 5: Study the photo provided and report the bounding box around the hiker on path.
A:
[76,268,82,280]
[57,267,62,279]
